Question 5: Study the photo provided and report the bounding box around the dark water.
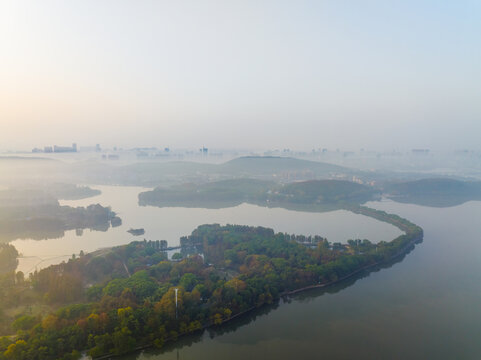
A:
[121,200,481,360]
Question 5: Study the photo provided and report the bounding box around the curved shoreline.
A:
[93,206,423,360]
[282,233,422,296]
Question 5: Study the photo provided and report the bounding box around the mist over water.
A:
[1,1,480,359]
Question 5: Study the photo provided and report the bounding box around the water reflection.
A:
[11,185,403,274]
[122,201,481,360]
[122,242,418,360]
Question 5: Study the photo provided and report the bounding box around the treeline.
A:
[139,179,273,208]
[0,244,18,273]
[270,180,378,204]
[0,208,423,360]
[138,179,379,209]
[347,205,423,236]
[0,241,168,338]
[43,184,101,201]
[11,184,101,202]
[0,189,119,242]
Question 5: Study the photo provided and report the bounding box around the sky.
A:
[0,0,480,152]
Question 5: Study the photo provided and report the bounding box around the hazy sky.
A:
[1,0,480,151]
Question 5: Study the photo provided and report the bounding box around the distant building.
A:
[53,143,77,153]
[44,146,53,153]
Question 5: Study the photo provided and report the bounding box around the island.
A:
[0,206,422,360]
[127,228,145,236]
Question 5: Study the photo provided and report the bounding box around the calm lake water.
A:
[9,186,481,358]
[11,185,401,274]
[119,200,481,360]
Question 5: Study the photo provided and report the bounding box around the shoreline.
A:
[92,207,423,360]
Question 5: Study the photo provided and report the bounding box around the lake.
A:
[11,185,402,274]
[118,199,481,360]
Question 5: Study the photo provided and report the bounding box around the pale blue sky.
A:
[0,0,480,151]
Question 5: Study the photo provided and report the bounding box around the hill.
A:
[221,156,348,176]
[139,179,274,208]
[104,156,355,186]
[139,178,378,209]
[386,178,481,207]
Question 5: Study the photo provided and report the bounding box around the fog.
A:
[3,3,481,359]
[1,0,480,151]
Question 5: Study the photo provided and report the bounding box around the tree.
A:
[15,271,24,285]
[172,253,183,260]
[179,273,197,291]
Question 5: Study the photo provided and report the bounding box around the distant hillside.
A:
[0,155,359,187]
[139,178,378,209]
[271,180,379,204]
[107,156,355,186]
[386,178,481,207]
[139,179,274,207]
[221,156,348,176]
[11,183,101,201]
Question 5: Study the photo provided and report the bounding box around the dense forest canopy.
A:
[0,207,422,360]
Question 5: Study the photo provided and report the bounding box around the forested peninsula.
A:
[138,179,379,209]
[0,189,118,243]
[0,206,422,360]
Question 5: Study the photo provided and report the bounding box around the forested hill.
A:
[386,178,481,207]
[139,179,274,207]
[139,179,276,208]
[221,156,348,176]
[139,179,379,208]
